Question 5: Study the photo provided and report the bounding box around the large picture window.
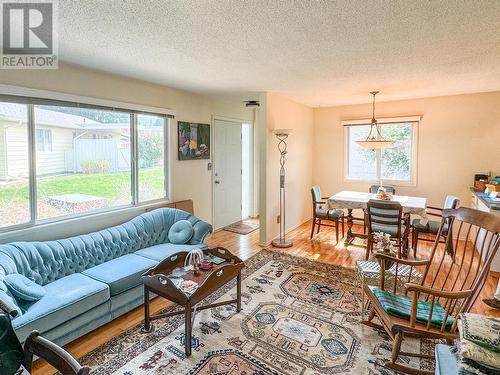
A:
[345,120,418,184]
[0,97,169,231]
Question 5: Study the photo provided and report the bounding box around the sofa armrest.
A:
[190,219,213,245]
[0,289,20,318]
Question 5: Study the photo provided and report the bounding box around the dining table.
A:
[326,191,428,257]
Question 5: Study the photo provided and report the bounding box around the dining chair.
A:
[362,207,500,375]
[411,195,460,257]
[365,199,405,260]
[311,186,344,243]
[0,306,89,375]
[369,184,396,194]
[358,185,397,234]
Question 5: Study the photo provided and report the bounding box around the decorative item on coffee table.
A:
[140,247,244,356]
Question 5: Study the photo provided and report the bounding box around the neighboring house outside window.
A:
[344,119,419,186]
[36,129,52,152]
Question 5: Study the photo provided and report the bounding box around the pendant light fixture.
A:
[356,91,395,149]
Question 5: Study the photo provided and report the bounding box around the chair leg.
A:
[316,219,321,233]
[413,232,419,258]
[335,220,339,244]
[365,234,371,260]
[363,210,366,234]
[391,332,403,365]
[310,218,316,239]
[342,216,345,238]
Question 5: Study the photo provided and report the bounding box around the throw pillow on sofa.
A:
[4,274,46,302]
[168,220,194,244]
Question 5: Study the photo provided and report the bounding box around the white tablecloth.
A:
[327,190,428,224]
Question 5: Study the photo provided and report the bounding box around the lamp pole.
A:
[272,130,293,248]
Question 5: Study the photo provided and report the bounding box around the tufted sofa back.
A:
[0,208,212,287]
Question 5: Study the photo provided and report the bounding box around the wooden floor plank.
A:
[32,220,500,374]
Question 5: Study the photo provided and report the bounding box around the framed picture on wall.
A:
[178,121,210,160]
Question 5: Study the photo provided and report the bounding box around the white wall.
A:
[0,63,254,241]
[313,91,500,208]
[261,93,313,244]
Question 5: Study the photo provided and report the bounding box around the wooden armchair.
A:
[411,195,460,257]
[0,306,89,375]
[362,207,500,375]
[310,186,344,243]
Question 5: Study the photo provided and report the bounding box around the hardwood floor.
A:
[32,219,500,374]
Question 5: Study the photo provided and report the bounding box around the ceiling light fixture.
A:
[356,91,395,149]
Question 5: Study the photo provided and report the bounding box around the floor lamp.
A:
[271,128,293,248]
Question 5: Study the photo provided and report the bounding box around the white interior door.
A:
[214,119,242,230]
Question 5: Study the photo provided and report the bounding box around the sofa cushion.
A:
[135,243,208,262]
[82,254,157,296]
[12,273,109,337]
[4,274,46,302]
[168,220,194,244]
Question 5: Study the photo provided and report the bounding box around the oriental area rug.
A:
[81,250,434,374]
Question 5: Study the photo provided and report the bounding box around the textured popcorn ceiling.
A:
[58,1,500,106]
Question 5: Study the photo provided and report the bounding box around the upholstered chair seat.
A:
[412,219,449,234]
[315,208,344,220]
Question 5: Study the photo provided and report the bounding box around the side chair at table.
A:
[412,195,460,257]
[366,199,407,260]
[369,184,396,194]
[310,186,345,243]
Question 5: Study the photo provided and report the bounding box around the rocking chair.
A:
[0,305,89,375]
[362,207,500,375]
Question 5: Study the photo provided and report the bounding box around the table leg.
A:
[141,286,152,333]
[237,271,242,312]
[185,303,192,356]
[344,209,354,245]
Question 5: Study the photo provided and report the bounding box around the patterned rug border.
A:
[188,349,281,375]
[80,249,360,373]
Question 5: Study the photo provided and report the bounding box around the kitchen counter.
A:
[470,188,500,272]
[470,188,500,211]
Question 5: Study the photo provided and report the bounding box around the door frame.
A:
[211,115,254,231]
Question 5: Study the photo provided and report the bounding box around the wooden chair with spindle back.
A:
[362,207,500,375]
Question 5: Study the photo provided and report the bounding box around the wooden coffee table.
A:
[140,247,244,356]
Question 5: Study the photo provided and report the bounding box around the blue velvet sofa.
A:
[0,208,212,346]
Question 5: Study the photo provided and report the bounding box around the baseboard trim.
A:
[259,216,312,247]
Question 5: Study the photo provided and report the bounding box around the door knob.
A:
[215,180,220,184]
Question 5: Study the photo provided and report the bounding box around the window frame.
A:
[343,118,419,187]
[0,92,172,233]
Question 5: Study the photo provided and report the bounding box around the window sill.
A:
[0,200,170,243]
[343,178,417,188]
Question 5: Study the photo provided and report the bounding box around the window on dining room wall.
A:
[344,120,418,185]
